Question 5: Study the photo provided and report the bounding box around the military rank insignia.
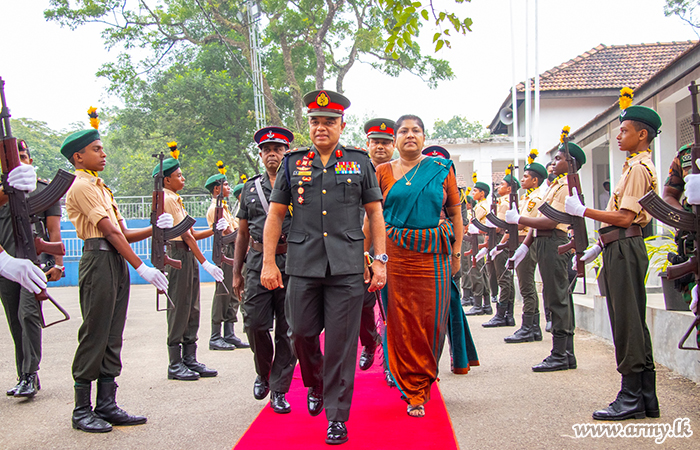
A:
[335,161,360,174]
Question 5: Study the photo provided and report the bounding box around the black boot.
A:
[461,289,473,307]
[566,334,577,369]
[223,322,250,348]
[532,334,569,372]
[532,313,543,341]
[6,377,22,396]
[168,345,200,381]
[210,322,235,351]
[14,373,40,398]
[504,314,535,343]
[182,343,218,377]
[270,391,291,414]
[94,380,147,426]
[482,302,509,327]
[641,370,660,418]
[593,373,646,420]
[464,295,484,316]
[545,310,552,333]
[482,298,493,315]
[505,301,515,327]
[71,384,112,433]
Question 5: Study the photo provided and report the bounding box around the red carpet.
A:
[233,337,460,449]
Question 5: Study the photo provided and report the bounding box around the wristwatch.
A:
[374,253,389,264]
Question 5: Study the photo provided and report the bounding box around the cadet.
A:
[62,123,172,433]
[154,147,225,381]
[464,180,492,316]
[261,90,386,445]
[460,191,476,306]
[566,105,660,421]
[504,156,547,343]
[205,169,249,351]
[505,138,584,373]
[357,118,394,375]
[232,126,296,414]
[0,141,63,398]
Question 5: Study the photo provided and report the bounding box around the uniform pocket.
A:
[287,230,308,244]
[335,174,361,203]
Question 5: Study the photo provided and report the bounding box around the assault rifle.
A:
[472,188,498,274]
[487,165,520,269]
[0,77,73,328]
[151,151,196,311]
[639,81,700,350]
[538,131,588,280]
[211,178,236,296]
[464,205,480,269]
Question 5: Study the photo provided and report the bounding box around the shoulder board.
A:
[248,173,263,181]
[346,146,368,153]
[286,147,308,154]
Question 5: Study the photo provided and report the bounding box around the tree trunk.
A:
[279,34,305,131]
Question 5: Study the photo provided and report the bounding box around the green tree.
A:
[430,115,490,140]
[664,0,700,32]
[10,118,75,180]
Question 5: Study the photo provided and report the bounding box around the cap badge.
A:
[380,122,387,130]
[267,131,275,138]
[316,91,330,107]
[621,110,627,117]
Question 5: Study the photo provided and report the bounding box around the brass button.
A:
[347,178,351,183]
[323,232,328,237]
[298,181,303,185]
[323,169,327,173]
[322,189,327,194]
[322,211,327,215]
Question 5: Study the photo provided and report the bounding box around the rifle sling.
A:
[254,177,270,215]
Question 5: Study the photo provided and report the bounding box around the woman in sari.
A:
[376,115,471,417]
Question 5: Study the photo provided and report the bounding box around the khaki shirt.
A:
[497,196,509,220]
[518,186,545,235]
[603,151,658,228]
[206,198,238,230]
[163,188,187,241]
[474,199,489,224]
[538,175,569,233]
[66,170,123,240]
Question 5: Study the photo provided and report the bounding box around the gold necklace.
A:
[399,157,423,186]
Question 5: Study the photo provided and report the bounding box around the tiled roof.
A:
[517,41,698,92]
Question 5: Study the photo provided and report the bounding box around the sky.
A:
[1,0,699,135]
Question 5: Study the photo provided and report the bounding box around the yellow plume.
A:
[527,149,538,164]
[87,106,99,130]
[167,141,179,160]
[465,186,472,195]
[619,87,634,110]
[216,160,227,175]
[560,126,571,144]
[240,174,248,183]
[505,164,513,176]
[472,172,478,184]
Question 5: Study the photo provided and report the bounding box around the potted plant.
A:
[645,226,690,312]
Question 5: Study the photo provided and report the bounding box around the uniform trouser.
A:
[166,246,200,347]
[359,283,380,349]
[494,248,513,304]
[468,235,489,297]
[72,248,130,383]
[601,236,654,375]
[532,232,574,338]
[285,273,364,422]
[460,238,472,295]
[212,243,239,324]
[516,245,539,315]
[486,233,503,297]
[0,277,42,376]
[242,266,296,393]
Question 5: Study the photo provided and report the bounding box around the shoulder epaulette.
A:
[286,147,308,154]
[346,146,368,153]
[248,173,263,181]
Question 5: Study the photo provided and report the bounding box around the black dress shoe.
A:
[359,346,375,371]
[7,378,22,396]
[14,373,40,398]
[270,391,291,414]
[385,370,396,388]
[253,375,270,400]
[325,421,348,445]
[307,385,324,416]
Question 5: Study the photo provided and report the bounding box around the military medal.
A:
[302,176,312,182]
[298,196,305,204]
[298,187,304,194]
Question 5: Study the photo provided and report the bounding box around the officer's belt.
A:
[534,229,567,238]
[599,225,642,247]
[170,241,191,252]
[250,240,287,254]
[83,238,117,253]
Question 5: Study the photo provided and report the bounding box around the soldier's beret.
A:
[364,118,395,141]
[60,129,100,160]
[503,174,521,190]
[152,158,180,178]
[474,181,490,196]
[422,145,450,159]
[524,162,547,182]
[466,195,477,207]
[557,142,587,168]
[303,90,351,117]
[205,173,227,192]
[619,105,662,135]
[232,183,244,199]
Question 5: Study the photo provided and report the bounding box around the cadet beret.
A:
[254,126,294,149]
[364,118,395,141]
[205,173,227,192]
[60,129,101,160]
[152,157,180,178]
[466,195,477,207]
[232,183,244,199]
[422,145,451,159]
[524,162,547,182]
[503,174,521,190]
[557,142,587,168]
[619,105,662,135]
[303,90,350,117]
[474,181,490,196]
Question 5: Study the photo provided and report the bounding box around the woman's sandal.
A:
[407,404,425,418]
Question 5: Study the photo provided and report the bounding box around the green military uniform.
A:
[358,203,380,361]
[237,172,295,393]
[270,143,383,423]
[465,197,490,314]
[458,199,472,301]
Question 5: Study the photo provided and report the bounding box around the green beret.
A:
[60,129,100,160]
[474,181,490,196]
[557,142,586,168]
[503,174,521,190]
[466,195,477,207]
[205,173,227,192]
[524,162,547,183]
[152,158,180,178]
[619,105,662,135]
[232,183,244,199]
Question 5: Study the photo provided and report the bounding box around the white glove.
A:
[136,263,169,291]
[476,247,488,260]
[156,213,174,229]
[202,260,224,283]
[691,284,698,315]
[581,243,603,264]
[565,187,587,217]
[468,223,480,235]
[508,244,529,269]
[485,218,497,229]
[216,217,228,231]
[7,164,37,192]
[684,172,700,205]
[490,246,502,259]
[505,206,520,224]
[0,251,47,294]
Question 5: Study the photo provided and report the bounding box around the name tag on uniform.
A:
[335,161,361,174]
[293,170,312,176]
